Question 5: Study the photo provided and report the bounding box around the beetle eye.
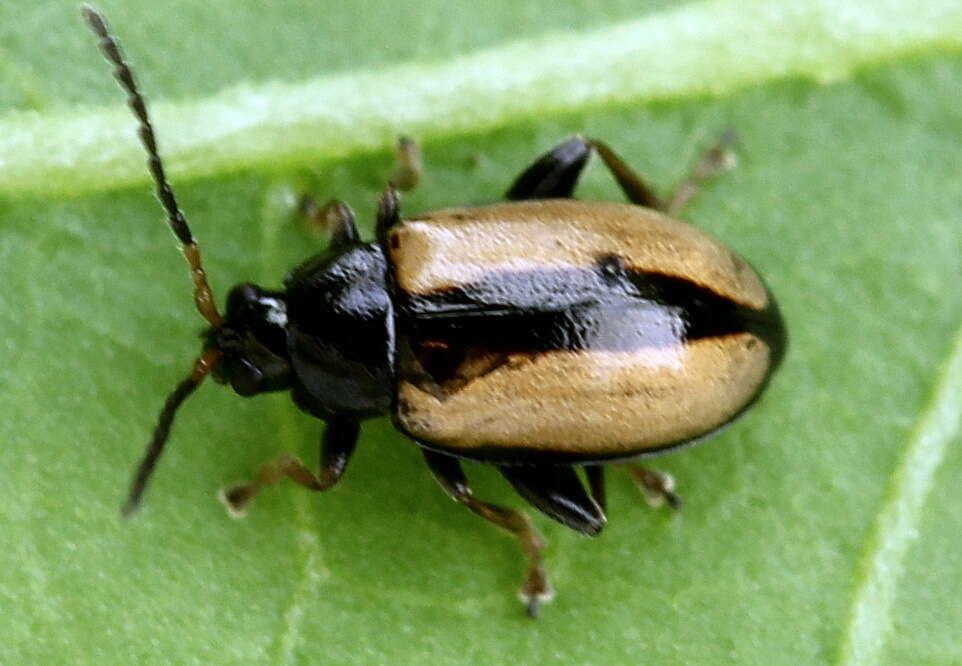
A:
[216,328,242,350]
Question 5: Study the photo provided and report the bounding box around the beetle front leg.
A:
[375,182,401,246]
[422,449,553,618]
[219,419,359,516]
[300,198,360,248]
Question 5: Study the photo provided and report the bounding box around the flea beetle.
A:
[84,6,785,617]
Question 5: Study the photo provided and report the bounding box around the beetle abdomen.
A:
[388,200,784,462]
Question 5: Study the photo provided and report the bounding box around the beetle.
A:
[84,6,785,617]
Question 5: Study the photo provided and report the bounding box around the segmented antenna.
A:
[82,5,223,327]
[122,348,222,516]
[83,6,225,515]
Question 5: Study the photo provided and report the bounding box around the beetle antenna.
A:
[82,5,223,327]
[122,348,222,517]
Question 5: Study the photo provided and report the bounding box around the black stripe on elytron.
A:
[396,256,785,392]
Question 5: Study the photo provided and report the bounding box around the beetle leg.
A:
[622,463,682,510]
[507,135,664,206]
[300,198,360,247]
[499,465,606,536]
[587,139,665,208]
[219,419,359,516]
[506,136,592,199]
[422,449,553,618]
[390,135,422,192]
[375,183,400,246]
[584,465,607,514]
[507,133,736,215]
[664,130,738,216]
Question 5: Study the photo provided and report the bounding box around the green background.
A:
[1,1,960,664]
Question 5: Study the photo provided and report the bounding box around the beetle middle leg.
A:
[219,419,359,516]
[422,449,554,618]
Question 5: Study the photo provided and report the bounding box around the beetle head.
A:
[83,6,299,515]
[205,283,292,396]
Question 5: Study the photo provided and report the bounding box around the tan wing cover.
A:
[389,200,768,309]
[388,200,773,459]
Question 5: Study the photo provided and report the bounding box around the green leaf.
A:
[4,0,962,196]
[2,1,961,664]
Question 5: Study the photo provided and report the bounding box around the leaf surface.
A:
[1,1,960,664]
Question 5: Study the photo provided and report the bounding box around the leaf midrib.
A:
[837,322,962,665]
[1,0,961,197]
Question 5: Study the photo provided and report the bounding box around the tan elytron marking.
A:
[390,200,767,310]
[397,333,771,456]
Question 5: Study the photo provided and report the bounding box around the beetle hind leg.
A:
[506,132,736,215]
[422,449,553,618]
[506,136,593,200]
[622,463,682,510]
[506,135,662,206]
[219,419,359,516]
[664,129,738,216]
[584,465,607,513]
[499,464,606,535]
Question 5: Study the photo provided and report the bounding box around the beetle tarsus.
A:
[520,568,554,620]
[218,485,251,518]
[391,136,422,192]
[665,131,739,216]
[300,196,359,246]
[625,464,682,510]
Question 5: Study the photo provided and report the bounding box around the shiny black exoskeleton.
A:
[210,240,395,418]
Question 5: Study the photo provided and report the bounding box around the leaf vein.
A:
[837,321,962,665]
